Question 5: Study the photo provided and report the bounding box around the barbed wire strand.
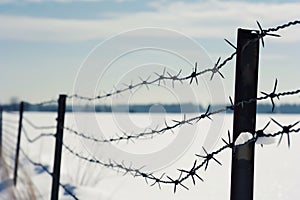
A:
[24,99,58,107]
[22,116,56,130]
[2,128,18,141]
[67,20,300,102]
[67,52,235,101]
[4,127,74,199]
[64,83,300,144]
[20,148,79,200]
[2,118,19,124]
[63,121,300,193]
[2,121,18,131]
[22,127,55,143]
[0,19,299,196]
[4,20,298,108]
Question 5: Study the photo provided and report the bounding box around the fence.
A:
[0,19,299,200]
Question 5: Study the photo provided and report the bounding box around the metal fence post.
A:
[0,108,2,158]
[14,101,24,186]
[230,29,260,200]
[51,95,66,200]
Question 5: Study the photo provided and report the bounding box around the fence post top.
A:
[59,94,67,98]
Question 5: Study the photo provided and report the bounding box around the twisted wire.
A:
[22,127,55,143]
[23,116,56,130]
[20,148,79,200]
[24,99,57,107]
[67,19,300,102]
[62,120,300,193]
[64,83,300,144]
[265,20,300,33]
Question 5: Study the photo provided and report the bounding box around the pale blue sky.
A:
[0,0,299,105]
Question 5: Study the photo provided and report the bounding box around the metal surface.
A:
[51,95,66,200]
[14,101,24,186]
[230,29,260,200]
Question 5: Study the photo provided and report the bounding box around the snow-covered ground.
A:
[1,112,299,199]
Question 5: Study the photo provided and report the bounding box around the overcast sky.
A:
[0,0,299,105]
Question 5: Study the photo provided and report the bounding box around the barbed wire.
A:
[1,129,44,199]
[261,118,300,148]
[23,116,56,130]
[2,129,17,150]
[2,143,16,155]
[67,52,233,102]
[64,81,300,144]
[2,114,74,198]
[2,118,19,124]
[67,50,236,101]
[66,45,236,102]
[22,127,55,143]
[0,149,15,168]
[2,129,16,139]
[1,19,299,198]
[261,20,300,48]
[265,20,300,33]
[2,116,56,143]
[2,121,18,131]
[2,128,17,140]
[66,20,299,102]
[62,119,300,193]
[23,99,58,107]
[20,148,79,200]
[3,139,16,149]
[3,20,297,108]
[233,79,300,112]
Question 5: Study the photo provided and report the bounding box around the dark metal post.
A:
[230,29,260,200]
[0,108,2,158]
[14,102,24,186]
[51,95,66,200]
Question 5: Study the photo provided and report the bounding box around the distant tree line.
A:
[1,103,300,114]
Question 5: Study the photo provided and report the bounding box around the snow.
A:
[1,113,300,199]
[255,136,276,145]
[234,132,253,146]
[235,131,277,146]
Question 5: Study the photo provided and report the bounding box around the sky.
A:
[0,0,299,105]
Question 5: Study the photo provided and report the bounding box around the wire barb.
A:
[65,83,300,145]
[61,122,300,193]
[178,160,204,185]
[271,118,300,148]
[167,172,189,193]
[196,147,222,171]
[224,38,237,50]
[9,19,300,195]
[189,62,199,85]
[167,69,183,88]
[222,130,234,149]
[256,21,281,47]
[260,79,279,112]
[210,57,225,80]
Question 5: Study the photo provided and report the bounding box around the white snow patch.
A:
[255,136,276,145]
[235,132,254,146]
